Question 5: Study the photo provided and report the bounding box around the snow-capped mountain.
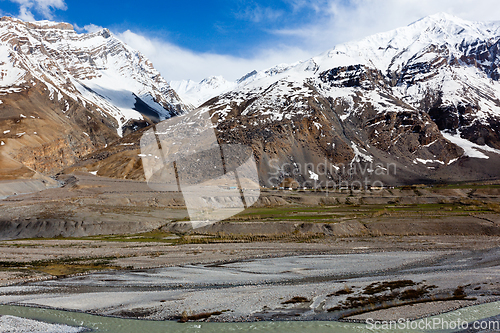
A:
[0,17,190,130]
[192,13,500,185]
[14,13,500,186]
[170,76,237,107]
[170,64,303,108]
[0,16,191,178]
[236,62,302,85]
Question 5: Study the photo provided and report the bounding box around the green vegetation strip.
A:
[0,256,121,277]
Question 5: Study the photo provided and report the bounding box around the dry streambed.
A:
[0,246,499,323]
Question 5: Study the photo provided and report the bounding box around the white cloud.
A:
[116,0,500,82]
[74,23,104,34]
[273,0,500,52]
[10,0,67,21]
[284,0,328,13]
[116,30,313,82]
[236,4,284,23]
[17,4,35,21]
[9,0,500,85]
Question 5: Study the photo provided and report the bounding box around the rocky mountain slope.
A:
[59,14,500,187]
[198,13,500,186]
[0,17,191,182]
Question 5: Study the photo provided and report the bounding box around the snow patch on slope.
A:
[442,132,500,159]
[0,45,25,87]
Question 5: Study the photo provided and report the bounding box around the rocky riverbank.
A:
[0,238,499,323]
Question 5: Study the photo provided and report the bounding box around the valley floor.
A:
[0,173,500,324]
[0,236,499,323]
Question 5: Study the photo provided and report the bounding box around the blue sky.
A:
[1,0,334,55]
[1,0,499,81]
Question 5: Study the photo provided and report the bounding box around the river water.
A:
[0,302,499,333]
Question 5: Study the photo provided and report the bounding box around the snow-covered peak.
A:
[217,13,500,94]
[237,70,258,84]
[412,12,499,41]
[418,12,500,33]
[169,79,199,94]
[0,16,191,135]
[199,75,230,86]
[1,16,74,30]
[313,13,500,74]
[422,12,472,25]
[171,62,307,107]
[170,76,237,107]
[236,62,304,86]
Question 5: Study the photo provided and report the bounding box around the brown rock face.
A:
[366,111,463,164]
[0,76,119,178]
[0,16,191,181]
